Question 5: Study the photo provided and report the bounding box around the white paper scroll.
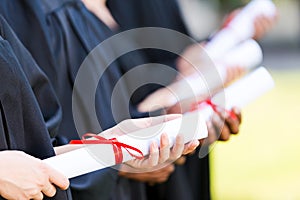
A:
[215,39,263,80]
[205,0,276,60]
[199,67,275,120]
[44,112,208,178]
[138,39,263,112]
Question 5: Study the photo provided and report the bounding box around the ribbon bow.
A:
[190,99,237,120]
[70,133,144,164]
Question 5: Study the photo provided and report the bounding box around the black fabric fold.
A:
[0,19,71,199]
[108,1,211,199]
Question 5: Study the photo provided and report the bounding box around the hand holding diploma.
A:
[204,107,242,145]
[205,0,277,59]
[151,0,275,112]
[252,13,278,40]
[0,151,69,200]
[223,6,278,40]
[139,67,274,140]
[139,39,263,113]
[166,100,242,146]
[45,113,207,178]
[99,115,200,172]
[176,39,262,79]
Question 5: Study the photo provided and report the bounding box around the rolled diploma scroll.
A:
[215,39,263,80]
[199,67,275,120]
[138,39,262,112]
[44,112,208,179]
[205,0,276,59]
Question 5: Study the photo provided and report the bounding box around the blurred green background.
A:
[211,70,300,199]
[179,0,300,199]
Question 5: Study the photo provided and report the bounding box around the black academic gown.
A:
[108,0,211,199]
[0,1,148,199]
[0,16,71,200]
[0,15,62,140]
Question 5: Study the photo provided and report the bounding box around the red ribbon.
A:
[69,133,144,164]
[190,99,237,120]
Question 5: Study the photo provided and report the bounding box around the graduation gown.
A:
[0,14,62,140]
[0,16,71,200]
[108,0,211,199]
[41,2,160,199]
[107,0,188,67]
[0,1,149,199]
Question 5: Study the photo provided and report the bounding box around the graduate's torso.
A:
[0,17,71,200]
[0,1,144,200]
[108,1,212,200]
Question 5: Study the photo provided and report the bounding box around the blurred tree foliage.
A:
[218,0,250,13]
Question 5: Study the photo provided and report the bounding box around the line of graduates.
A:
[0,0,276,199]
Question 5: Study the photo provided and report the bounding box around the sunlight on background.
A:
[211,70,300,200]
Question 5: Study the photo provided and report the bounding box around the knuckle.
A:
[38,162,49,174]
[20,191,29,200]
[159,152,170,164]
[149,161,157,168]
[26,188,40,199]
[36,177,47,189]
[48,188,57,197]
[169,153,180,162]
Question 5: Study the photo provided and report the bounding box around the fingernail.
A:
[193,140,200,147]
[189,140,199,150]
[162,133,168,140]
[161,133,169,146]
[177,134,184,140]
[152,141,158,149]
